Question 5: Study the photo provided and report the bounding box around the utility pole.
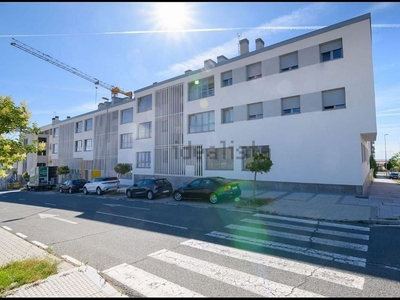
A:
[384,133,388,177]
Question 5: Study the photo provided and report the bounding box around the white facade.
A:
[21,13,376,195]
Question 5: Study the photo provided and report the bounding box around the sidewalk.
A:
[1,173,399,297]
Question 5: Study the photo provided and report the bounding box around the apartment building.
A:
[19,13,377,195]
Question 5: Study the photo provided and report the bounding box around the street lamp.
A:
[102,97,110,176]
[384,134,388,176]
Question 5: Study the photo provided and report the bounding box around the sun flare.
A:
[152,2,193,31]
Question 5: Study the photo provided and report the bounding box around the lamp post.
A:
[102,97,110,176]
[384,133,388,177]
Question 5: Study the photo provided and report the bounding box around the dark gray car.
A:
[59,179,87,194]
[126,178,173,200]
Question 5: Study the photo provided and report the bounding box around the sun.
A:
[152,2,193,31]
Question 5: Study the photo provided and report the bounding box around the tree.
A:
[56,166,70,183]
[22,171,30,182]
[245,152,273,200]
[114,163,132,178]
[0,95,45,178]
[388,152,400,172]
[369,155,378,178]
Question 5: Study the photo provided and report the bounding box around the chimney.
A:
[255,38,264,50]
[66,116,70,119]
[217,55,228,63]
[239,38,249,55]
[185,69,192,74]
[204,59,216,70]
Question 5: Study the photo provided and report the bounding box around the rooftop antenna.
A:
[237,33,241,56]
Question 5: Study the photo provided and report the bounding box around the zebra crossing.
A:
[102,213,370,297]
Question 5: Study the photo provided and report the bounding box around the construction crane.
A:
[10,38,133,99]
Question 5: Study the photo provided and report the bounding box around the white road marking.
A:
[102,263,205,297]
[38,213,78,224]
[240,218,370,240]
[16,232,27,239]
[149,249,324,297]
[104,204,149,210]
[225,224,368,251]
[31,240,48,250]
[254,214,370,232]
[96,211,187,230]
[181,239,365,290]
[2,226,12,231]
[206,231,366,267]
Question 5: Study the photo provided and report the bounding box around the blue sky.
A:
[0,2,399,160]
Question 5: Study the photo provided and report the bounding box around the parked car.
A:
[83,177,120,195]
[59,179,87,194]
[173,176,241,204]
[389,172,399,179]
[126,178,173,200]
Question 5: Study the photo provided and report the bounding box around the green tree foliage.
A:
[369,155,378,178]
[56,166,70,182]
[388,152,400,172]
[0,95,45,178]
[245,152,273,200]
[22,171,30,182]
[114,163,132,178]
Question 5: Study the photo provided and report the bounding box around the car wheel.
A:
[68,188,73,194]
[83,187,88,195]
[147,191,154,200]
[209,193,218,204]
[126,189,132,198]
[96,187,102,196]
[173,191,182,201]
[59,187,63,193]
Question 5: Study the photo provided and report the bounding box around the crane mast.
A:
[10,38,132,99]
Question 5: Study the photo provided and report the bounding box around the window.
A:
[280,52,298,72]
[84,139,92,151]
[53,127,59,137]
[248,102,263,120]
[138,122,151,139]
[75,121,83,133]
[52,143,58,154]
[120,133,133,148]
[121,108,133,124]
[85,118,93,131]
[320,39,343,62]
[188,111,215,133]
[37,137,46,156]
[246,62,261,80]
[241,145,270,170]
[282,96,300,115]
[221,107,233,124]
[138,94,152,113]
[188,76,214,101]
[75,140,82,152]
[137,151,151,168]
[221,71,233,87]
[206,147,234,170]
[322,88,346,110]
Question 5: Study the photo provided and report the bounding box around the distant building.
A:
[18,13,377,195]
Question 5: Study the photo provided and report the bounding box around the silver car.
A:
[83,177,120,195]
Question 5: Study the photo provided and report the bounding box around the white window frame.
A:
[188,111,215,133]
[137,151,151,168]
[221,70,233,87]
[246,62,262,80]
[52,143,58,154]
[248,102,263,120]
[282,96,301,115]
[76,121,83,133]
[85,118,93,131]
[221,107,233,124]
[53,127,59,137]
[137,122,151,139]
[138,94,152,113]
[121,108,133,124]
[120,133,133,148]
[84,139,92,151]
[280,52,299,72]
[206,147,234,170]
[75,140,82,152]
[322,88,346,110]
[320,39,343,62]
[188,76,214,101]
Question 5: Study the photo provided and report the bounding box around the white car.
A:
[83,177,120,195]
